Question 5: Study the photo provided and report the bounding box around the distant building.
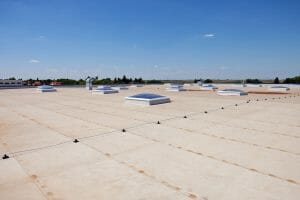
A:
[0,79,24,87]
[32,81,41,86]
[50,81,62,86]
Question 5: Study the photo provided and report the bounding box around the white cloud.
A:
[29,59,40,63]
[203,33,215,38]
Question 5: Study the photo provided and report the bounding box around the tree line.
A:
[92,75,145,85]
[271,76,300,84]
[193,76,300,84]
[23,76,164,85]
[4,75,300,85]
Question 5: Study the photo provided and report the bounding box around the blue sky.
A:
[0,0,299,80]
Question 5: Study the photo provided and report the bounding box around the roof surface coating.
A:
[0,84,300,200]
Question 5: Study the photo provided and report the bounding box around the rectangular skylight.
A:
[125,93,171,105]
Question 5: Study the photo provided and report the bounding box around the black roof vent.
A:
[73,139,79,143]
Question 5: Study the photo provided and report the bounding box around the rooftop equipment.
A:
[125,93,171,105]
[37,85,56,92]
[245,84,262,87]
[85,77,95,90]
[217,89,248,96]
[130,84,143,87]
[111,85,129,90]
[92,86,118,94]
[268,85,290,92]
[231,84,246,87]
[166,84,186,92]
[200,84,218,90]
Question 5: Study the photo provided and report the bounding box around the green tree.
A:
[56,78,78,85]
[204,79,213,83]
[283,76,300,84]
[245,79,262,84]
[274,77,280,84]
[146,79,163,84]
[78,79,85,85]
[194,79,202,83]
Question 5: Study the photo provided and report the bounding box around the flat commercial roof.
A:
[0,84,300,200]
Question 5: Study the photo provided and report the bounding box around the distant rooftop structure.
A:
[0,79,24,87]
[50,81,62,86]
[92,86,118,94]
[217,89,248,96]
[32,81,41,86]
[245,84,262,87]
[112,85,129,90]
[85,77,95,90]
[201,84,218,90]
[130,84,143,87]
[197,81,203,86]
[125,93,171,105]
[269,85,290,91]
[166,84,186,92]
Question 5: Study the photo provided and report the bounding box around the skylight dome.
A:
[245,84,262,87]
[217,89,248,96]
[92,86,118,94]
[201,84,218,90]
[37,85,56,92]
[125,93,171,105]
[268,85,290,91]
[130,84,143,87]
[97,85,112,90]
[166,84,186,92]
[111,85,129,90]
